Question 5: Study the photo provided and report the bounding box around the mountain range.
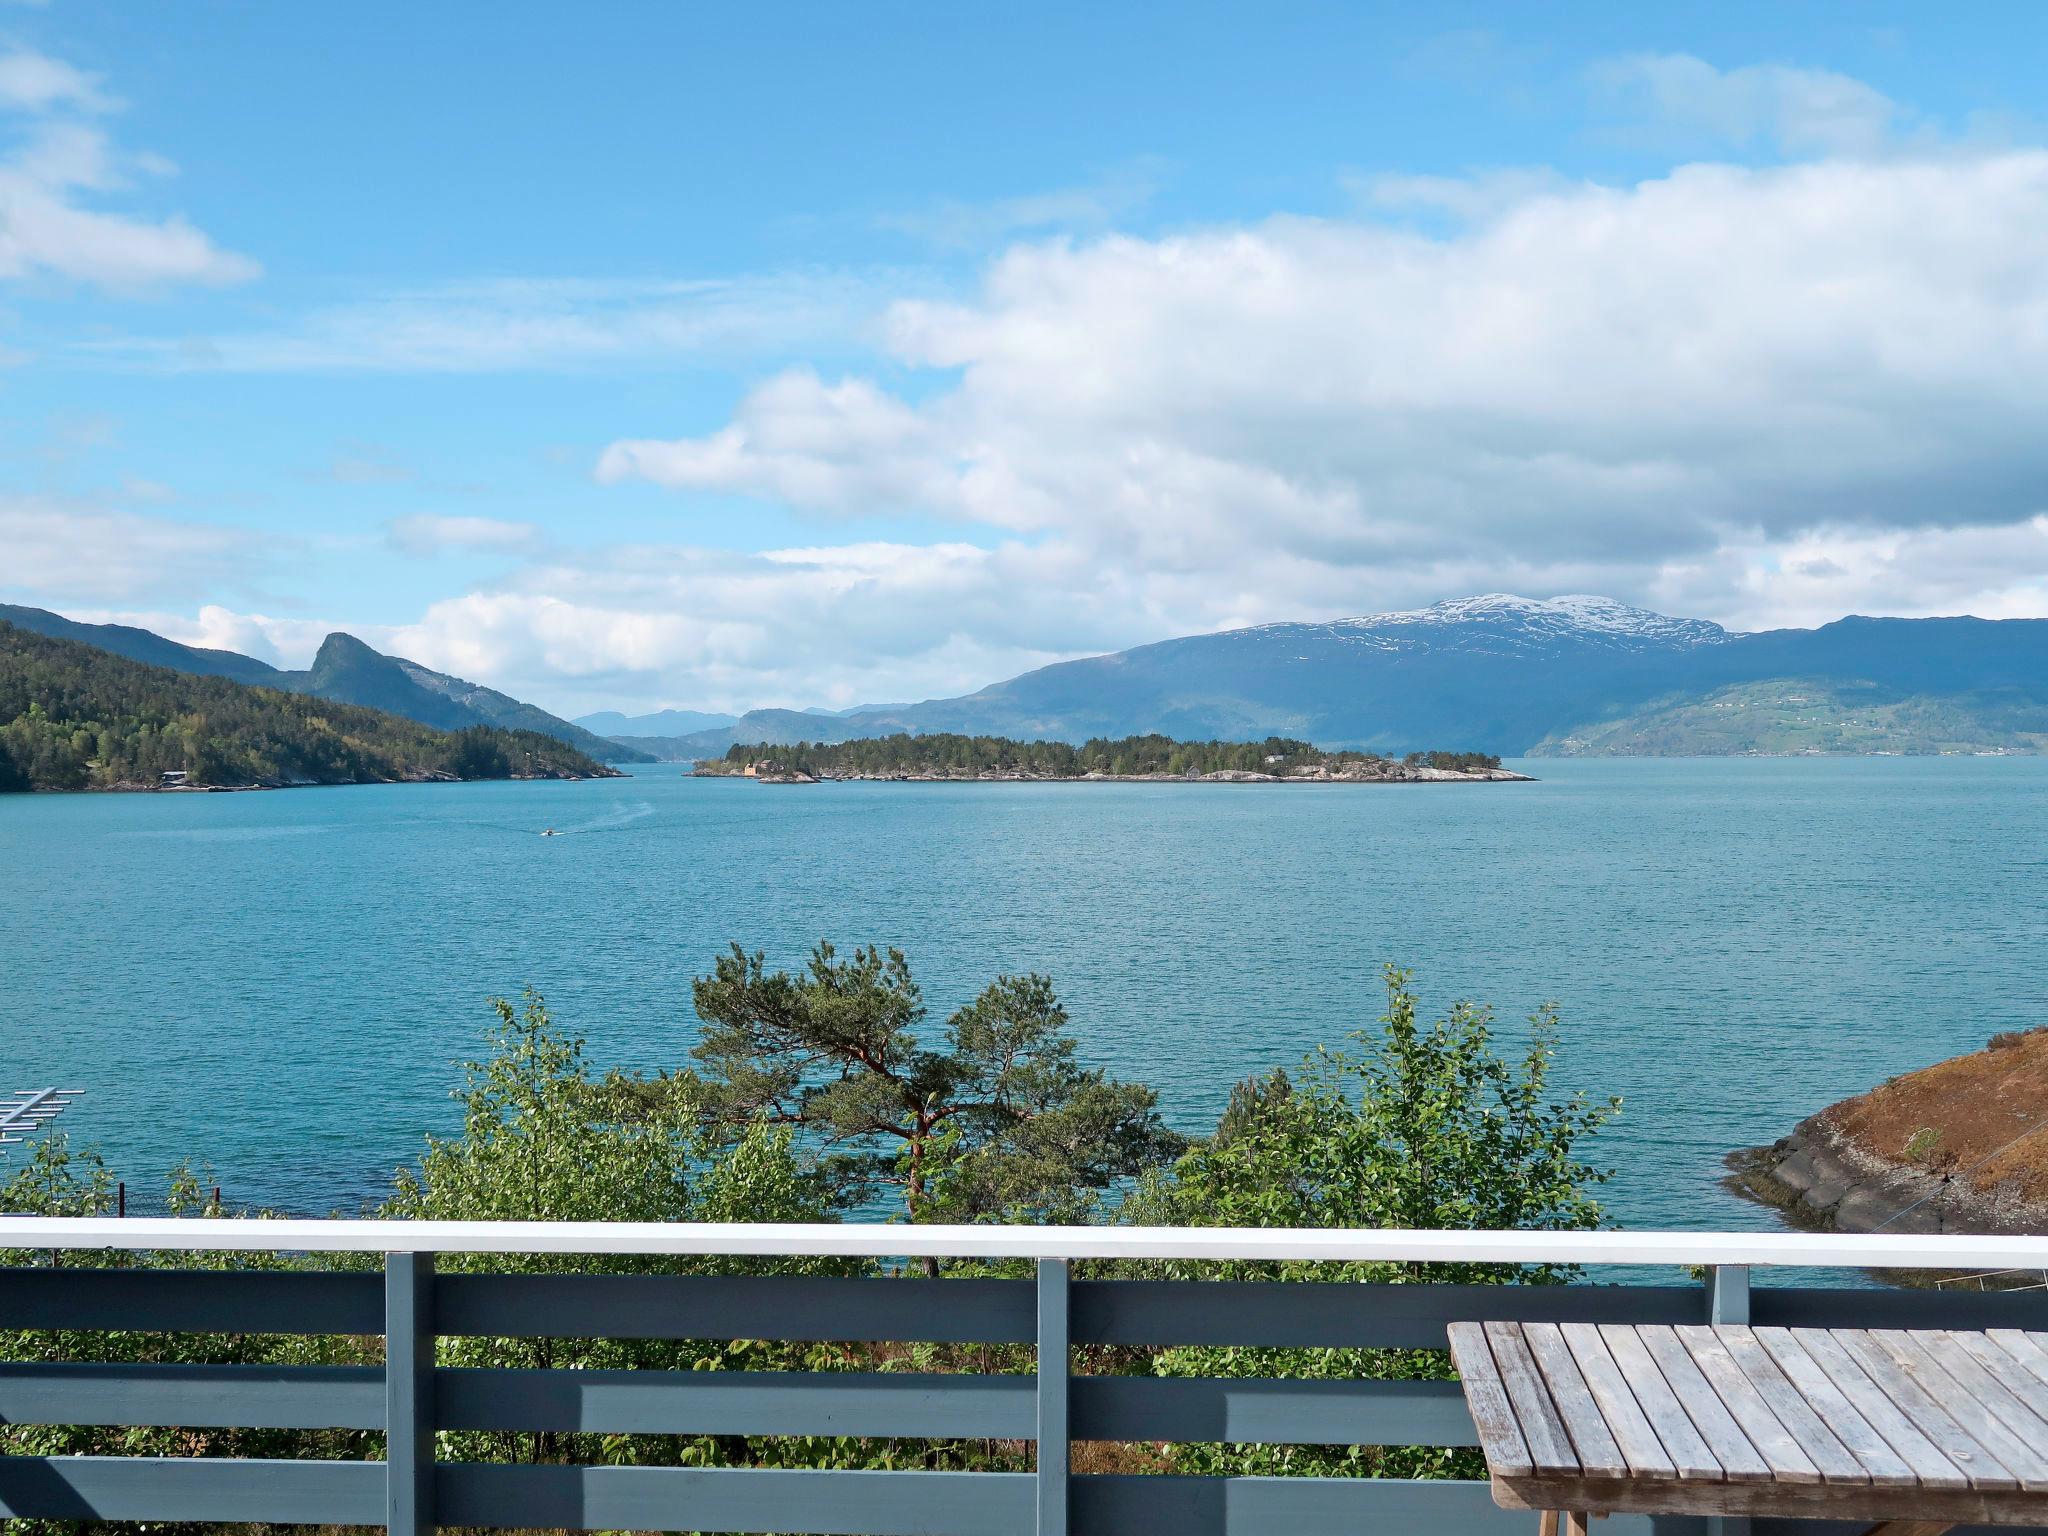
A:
[0,605,648,764]
[587,595,2048,759]
[11,594,2046,763]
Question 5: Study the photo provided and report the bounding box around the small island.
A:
[1728,1025,2048,1235]
[694,733,1530,784]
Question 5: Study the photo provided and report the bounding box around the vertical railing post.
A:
[1036,1257,1070,1536]
[385,1251,436,1536]
[1706,1263,1750,1325]
[1706,1265,1751,1536]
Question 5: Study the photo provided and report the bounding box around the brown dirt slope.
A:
[1818,1025,2048,1202]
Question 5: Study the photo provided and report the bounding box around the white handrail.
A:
[0,1218,2044,1268]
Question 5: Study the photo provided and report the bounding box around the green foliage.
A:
[0,958,1620,1497]
[714,732,1500,778]
[0,1135,372,1513]
[1135,965,1616,1245]
[383,989,872,1468]
[0,1133,117,1219]
[1404,750,1505,772]
[1119,965,1618,1480]
[0,619,610,791]
[682,942,1186,1227]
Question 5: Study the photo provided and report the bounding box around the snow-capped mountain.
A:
[1249,593,1731,656]
[806,596,2045,755]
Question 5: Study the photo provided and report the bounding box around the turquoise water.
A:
[1,759,2043,1229]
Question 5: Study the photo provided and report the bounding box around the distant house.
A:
[159,770,189,788]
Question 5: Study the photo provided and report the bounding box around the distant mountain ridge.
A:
[0,605,646,763]
[575,707,737,736]
[611,595,2048,759]
[0,620,613,791]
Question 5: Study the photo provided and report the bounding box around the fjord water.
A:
[2,758,2043,1229]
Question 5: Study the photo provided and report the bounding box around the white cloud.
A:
[1590,53,1904,157]
[0,495,270,603]
[1653,517,2048,632]
[0,49,111,114]
[319,528,1210,715]
[0,49,257,290]
[385,514,540,557]
[86,271,895,372]
[69,603,331,668]
[598,148,2048,643]
[880,160,1165,248]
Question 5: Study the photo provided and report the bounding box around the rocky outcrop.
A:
[1729,1028,2048,1235]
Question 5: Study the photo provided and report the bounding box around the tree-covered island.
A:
[0,620,617,791]
[696,732,1525,783]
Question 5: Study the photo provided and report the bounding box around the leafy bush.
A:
[1118,965,1617,1480]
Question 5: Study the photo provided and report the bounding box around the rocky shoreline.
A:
[700,763,1534,785]
[1725,1127,2036,1236]
[1728,1028,2048,1237]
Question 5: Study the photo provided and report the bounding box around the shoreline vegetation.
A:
[695,733,1529,784]
[0,620,618,793]
[3,947,1615,1489]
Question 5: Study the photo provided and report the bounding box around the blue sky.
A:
[6,2,2048,715]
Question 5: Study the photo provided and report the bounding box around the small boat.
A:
[541,828,560,837]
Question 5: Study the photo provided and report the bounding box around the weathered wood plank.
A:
[1518,1323,1628,1478]
[1448,1323,1533,1478]
[1953,1332,2048,1431]
[1482,1321,1580,1477]
[1761,1327,1952,1489]
[1794,1329,1992,1491]
[1634,1327,1773,1483]
[1730,1327,1897,1486]
[1829,1328,2019,1492]
[1987,1331,2048,1393]
[1672,1324,1826,1485]
[1552,1325,1668,1483]
[1492,1471,2048,1528]
[1867,1331,2048,1491]
[1593,1325,1721,1480]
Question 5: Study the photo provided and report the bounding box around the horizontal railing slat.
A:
[1074,1375,1477,1446]
[0,1266,381,1335]
[1070,1474,1664,1536]
[432,1368,1478,1446]
[1753,1286,2048,1331]
[0,1361,383,1429]
[1070,1281,1704,1347]
[0,1455,383,1524]
[435,1273,1037,1341]
[439,1367,1035,1437]
[436,1462,1036,1535]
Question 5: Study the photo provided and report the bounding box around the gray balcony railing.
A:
[2,1220,2046,1534]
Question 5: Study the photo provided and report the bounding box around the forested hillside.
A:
[0,622,615,791]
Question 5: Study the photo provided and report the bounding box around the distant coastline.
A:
[34,766,619,795]
[695,735,1530,785]
[700,765,1532,785]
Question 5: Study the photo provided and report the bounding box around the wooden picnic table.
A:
[1449,1322,2048,1534]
